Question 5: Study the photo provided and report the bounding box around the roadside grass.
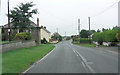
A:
[72,42,96,47]
[0,41,9,43]
[2,44,55,73]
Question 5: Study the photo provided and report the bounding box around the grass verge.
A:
[0,41,9,43]
[2,44,55,73]
[72,42,96,47]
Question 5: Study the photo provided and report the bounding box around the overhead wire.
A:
[91,1,118,18]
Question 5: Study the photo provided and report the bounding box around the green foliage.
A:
[112,26,120,31]
[66,37,71,40]
[15,32,31,40]
[92,32,104,45]
[80,38,91,43]
[41,38,48,44]
[97,29,100,32]
[2,44,55,73]
[103,30,117,42]
[93,30,118,45]
[8,2,38,31]
[102,28,108,32]
[80,30,89,38]
[73,38,80,42]
[51,32,62,41]
[80,29,95,38]
[73,38,91,44]
[116,31,120,42]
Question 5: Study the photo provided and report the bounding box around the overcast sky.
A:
[0,0,119,36]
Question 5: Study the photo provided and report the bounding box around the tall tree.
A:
[8,2,38,32]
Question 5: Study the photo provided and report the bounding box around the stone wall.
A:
[0,40,36,53]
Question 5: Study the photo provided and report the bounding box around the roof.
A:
[2,21,51,33]
[41,27,51,33]
[3,21,37,28]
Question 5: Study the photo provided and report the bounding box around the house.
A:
[2,21,51,42]
[2,21,38,41]
[40,26,51,42]
[0,26,2,41]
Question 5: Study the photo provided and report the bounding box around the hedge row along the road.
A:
[73,38,91,43]
[92,30,118,45]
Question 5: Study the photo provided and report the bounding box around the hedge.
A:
[15,32,31,40]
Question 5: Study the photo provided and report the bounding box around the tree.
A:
[51,32,63,41]
[116,31,120,42]
[97,29,100,32]
[9,2,38,32]
[92,32,104,45]
[80,29,95,38]
[103,30,117,42]
[102,28,108,32]
[80,30,89,38]
[112,26,120,31]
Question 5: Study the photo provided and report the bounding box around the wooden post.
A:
[36,18,41,45]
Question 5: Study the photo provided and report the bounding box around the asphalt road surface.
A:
[26,40,118,73]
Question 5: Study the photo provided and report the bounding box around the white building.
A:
[40,26,51,42]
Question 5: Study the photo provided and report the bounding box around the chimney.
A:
[44,26,46,29]
[40,26,43,28]
[37,18,39,27]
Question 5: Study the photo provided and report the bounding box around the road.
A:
[25,40,118,73]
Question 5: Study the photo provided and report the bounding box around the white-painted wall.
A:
[0,28,1,41]
[40,28,51,42]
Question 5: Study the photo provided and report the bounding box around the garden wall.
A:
[0,40,36,53]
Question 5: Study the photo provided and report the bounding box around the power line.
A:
[91,1,118,18]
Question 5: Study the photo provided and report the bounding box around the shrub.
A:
[116,31,120,42]
[92,32,104,45]
[80,38,91,43]
[93,30,118,45]
[41,38,47,44]
[15,32,31,40]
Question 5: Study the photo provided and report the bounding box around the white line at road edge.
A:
[22,46,57,74]
[74,49,96,73]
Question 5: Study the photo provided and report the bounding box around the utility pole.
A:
[78,18,80,36]
[8,0,11,41]
[88,17,91,44]
[36,18,41,45]
[57,28,58,33]
[65,32,66,37]
[88,17,90,31]
[78,18,80,43]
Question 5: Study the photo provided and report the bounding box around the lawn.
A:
[2,44,55,73]
[0,41,9,43]
[72,42,96,47]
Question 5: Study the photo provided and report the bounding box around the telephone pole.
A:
[65,32,66,37]
[88,17,91,44]
[57,28,58,33]
[88,17,90,31]
[78,18,80,38]
[8,0,11,41]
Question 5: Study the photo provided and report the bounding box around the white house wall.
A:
[40,29,51,42]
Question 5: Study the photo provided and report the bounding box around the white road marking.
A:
[22,46,57,74]
[74,50,96,73]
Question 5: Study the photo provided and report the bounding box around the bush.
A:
[93,30,118,45]
[73,38,91,43]
[116,31,120,42]
[92,32,104,45]
[15,32,31,40]
[80,38,91,43]
[41,38,48,44]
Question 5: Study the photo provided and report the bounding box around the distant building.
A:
[40,26,51,42]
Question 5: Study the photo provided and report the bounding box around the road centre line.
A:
[74,49,96,73]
